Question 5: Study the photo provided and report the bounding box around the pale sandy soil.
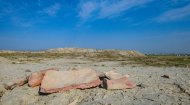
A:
[0,57,190,105]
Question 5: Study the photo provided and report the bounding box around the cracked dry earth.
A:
[0,57,190,105]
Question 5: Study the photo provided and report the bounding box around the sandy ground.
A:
[0,57,190,105]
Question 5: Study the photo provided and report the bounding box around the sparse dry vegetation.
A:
[121,55,190,67]
[0,52,82,63]
[0,52,189,67]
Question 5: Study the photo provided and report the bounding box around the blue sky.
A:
[0,0,190,54]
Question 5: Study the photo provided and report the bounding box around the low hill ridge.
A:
[0,48,145,57]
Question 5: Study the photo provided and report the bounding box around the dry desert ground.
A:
[0,49,190,105]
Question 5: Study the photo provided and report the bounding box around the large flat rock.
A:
[40,68,101,93]
[105,70,129,80]
[28,68,57,87]
[103,77,136,90]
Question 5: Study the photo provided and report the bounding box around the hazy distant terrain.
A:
[0,48,190,105]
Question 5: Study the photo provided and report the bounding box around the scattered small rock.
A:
[25,69,31,72]
[3,76,28,90]
[68,99,79,105]
[0,86,6,98]
[71,68,77,70]
[161,75,170,79]
[137,83,148,88]
[12,61,21,64]
[0,91,4,98]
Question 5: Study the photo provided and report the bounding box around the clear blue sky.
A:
[0,0,190,54]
